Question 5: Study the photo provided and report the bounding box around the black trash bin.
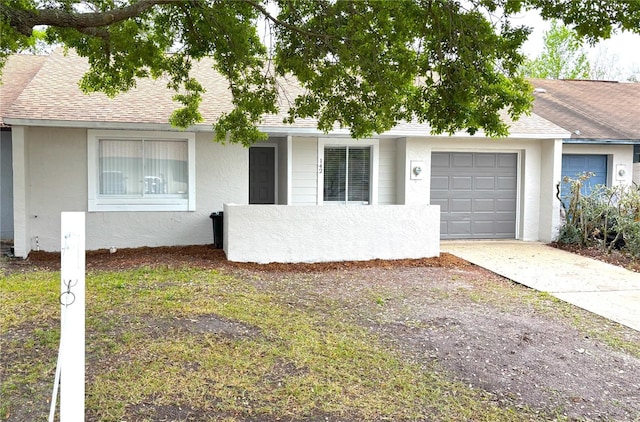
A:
[209,212,224,249]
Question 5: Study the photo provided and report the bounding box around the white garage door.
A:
[431,152,518,239]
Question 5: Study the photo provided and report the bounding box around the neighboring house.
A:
[530,79,640,203]
[0,50,596,263]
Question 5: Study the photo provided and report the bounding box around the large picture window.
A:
[318,138,379,205]
[88,130,195,211]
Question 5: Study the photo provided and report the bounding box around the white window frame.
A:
[317,138,379,205]
[88,129,196,212]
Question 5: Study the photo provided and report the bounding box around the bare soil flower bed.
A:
[14,244,471,273]
[551,241,640,273]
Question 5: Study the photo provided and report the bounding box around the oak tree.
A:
[2,0,639,145]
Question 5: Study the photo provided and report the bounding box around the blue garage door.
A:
[560,155,607,203]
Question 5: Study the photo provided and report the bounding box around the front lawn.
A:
[1,267,523,421]
[2,260,640,421]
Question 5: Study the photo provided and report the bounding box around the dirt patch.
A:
[121,403,208,422]
[252,265,640,420]
[172,315,262,339]
[3,244,640,421]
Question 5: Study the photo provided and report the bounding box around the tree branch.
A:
[1,0,174,37]
[241,0,342,43]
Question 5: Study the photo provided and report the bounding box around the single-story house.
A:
[0,50,637,263]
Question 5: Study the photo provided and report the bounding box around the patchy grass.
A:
[454,275,640,359]
[1,267,538,422]
[524,292,640,358]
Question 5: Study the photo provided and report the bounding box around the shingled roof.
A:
[1,49,567,138]
[0,54,47,126]
[530,78,640,141]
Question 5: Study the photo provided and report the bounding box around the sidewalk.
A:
[440,240,640,332]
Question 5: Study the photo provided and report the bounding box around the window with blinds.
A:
[99,139,188,196]
[88,130,195,212]
[324,146,371,204]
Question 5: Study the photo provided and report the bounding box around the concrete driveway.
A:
[441,240,640,332]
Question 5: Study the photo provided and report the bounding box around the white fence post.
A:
[59,212,85,421]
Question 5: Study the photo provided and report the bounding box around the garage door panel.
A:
[497,176,517,190]
[495,221,517,236]
[431,176,449,190]
[586,156,606,168]
[475,176,495,190]
[474,198,495,212]
[449,221,472,236]
[451,198,472,212]
[452,154,473,167]
[475,154,496,167]
[432,152,517,239]
[431,198,448,212]
[496,198,517,212]
[431,153,451,167]
[472,221,494,235]
[498,154,518,168]
[451,176,472,190]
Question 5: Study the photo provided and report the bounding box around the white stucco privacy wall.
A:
[223,204,440,263]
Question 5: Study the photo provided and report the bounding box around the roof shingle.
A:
[0,54,47,126]
[531,78,640,140]
[2,49,567,138]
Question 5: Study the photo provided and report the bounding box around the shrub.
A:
[556,174,640,257]
[557,224,583,245]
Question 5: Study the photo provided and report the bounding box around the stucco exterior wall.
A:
[12,127,30,257]
[404,137,436,205]
[15,128,247,255]
[27,127,86,253]
[562,144,634,187]
[539,139,563,242]
[12,123,585,257]
[224,203,440,263]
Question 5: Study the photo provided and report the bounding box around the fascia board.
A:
[562,138,640,145]
[3,118,572,140]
